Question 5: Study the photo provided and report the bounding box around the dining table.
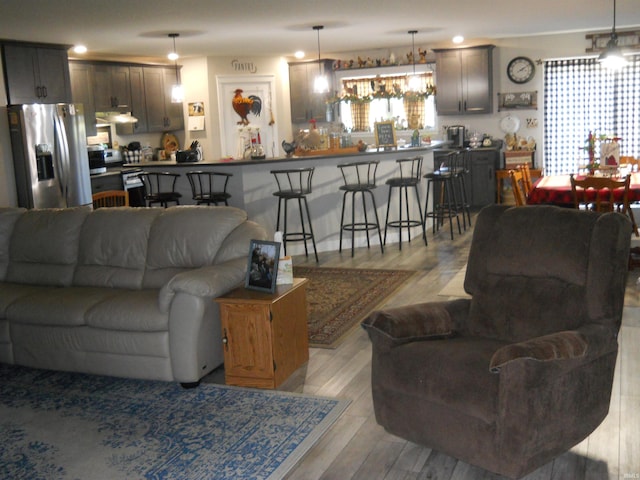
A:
[527,172,640,207]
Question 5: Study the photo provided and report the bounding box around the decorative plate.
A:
[499,114,521,134]
[161,133,179,152]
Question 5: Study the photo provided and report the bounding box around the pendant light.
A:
[168,33,184,103]
[407,30,421,91]
[312,26,329,94]
[598,0,628,70]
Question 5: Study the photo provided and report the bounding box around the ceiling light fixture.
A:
[73,45,87,54]
[294,50,305,59]
[599,0,628,70]
[408,30,421,91]
[312,25,329,94]
[168,33,184,103]
[452,35,464,44]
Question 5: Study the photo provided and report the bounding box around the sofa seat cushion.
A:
[379,336,506,424]
[0,282,49,318]
[86,289,168,332]
[6,287,123,327]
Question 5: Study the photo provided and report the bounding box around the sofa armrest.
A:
[489,323,618,373]
[158,257,246,312]
[361,298,469,351]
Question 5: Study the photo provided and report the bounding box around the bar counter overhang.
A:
[125,142,449,255]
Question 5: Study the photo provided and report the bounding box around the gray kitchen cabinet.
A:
[288,60,333,124]
[93,64,131,112]
[69,62,97,136]
[434,46,494,115]
[116,66,148,135]
[432,147,499,208]
[143,66,184,132]
[2,43,71,104]
[468,148,499,207]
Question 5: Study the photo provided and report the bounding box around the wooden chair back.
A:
[509,169,526,206]
[519,164,533,197]
[570,174,630,213]
[92,190,129,209]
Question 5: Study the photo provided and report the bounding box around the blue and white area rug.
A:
[0,365,349,480]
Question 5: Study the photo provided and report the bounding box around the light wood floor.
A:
[212,214,640,480]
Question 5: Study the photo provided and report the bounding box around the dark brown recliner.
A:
[362,205,631,479]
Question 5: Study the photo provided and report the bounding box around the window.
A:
[544,56,640,175]
[336,72,435,133]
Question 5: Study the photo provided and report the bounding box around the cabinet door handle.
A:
[42,86,48,98]
[458,101,461,112]
[222,328,229,350]
[35,86,41,98]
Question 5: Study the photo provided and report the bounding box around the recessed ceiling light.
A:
[452,35,464,44]
[73,45,87,54]
[168,52,179,61]
[294,50,305,59]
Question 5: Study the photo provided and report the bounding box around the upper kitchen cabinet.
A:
[69,62,97,136]
[116,66,148,135]
[289,60,334,124]
[434,45,494,115]
[92,64,131,112]
[143,66,184,132]
[2,43,72,104]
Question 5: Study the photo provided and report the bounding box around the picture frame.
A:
[498,91,538,111]
[245,239,280,293]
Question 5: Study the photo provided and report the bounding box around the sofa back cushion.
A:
[6,207,90,286]
[73,208,162,288]
[465,205,630,342]
[142,206,247,288]
[0,208,26,280]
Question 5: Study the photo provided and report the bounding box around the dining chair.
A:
[92,190,129,209]
[518,163,533,198]
[570,173,630,214]
[508,169,526,206]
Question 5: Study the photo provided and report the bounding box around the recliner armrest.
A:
[361,299,469,351]
[489,322,619,373]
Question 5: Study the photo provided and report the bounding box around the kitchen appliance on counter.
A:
[447,125,466,149]
[8,103,92,209]
[88,145,107,175]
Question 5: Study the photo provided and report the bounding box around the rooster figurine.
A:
[232,89,262,125]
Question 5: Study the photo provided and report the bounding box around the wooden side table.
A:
[215,278,309,389]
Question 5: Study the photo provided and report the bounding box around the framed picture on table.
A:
[245,239,280,293]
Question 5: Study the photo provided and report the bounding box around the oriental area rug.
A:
[293,266,415,348]
[0,364,349,480]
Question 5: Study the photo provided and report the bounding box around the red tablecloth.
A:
[527,173,640,206]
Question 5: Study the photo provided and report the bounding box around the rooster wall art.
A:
[232,89,262,125]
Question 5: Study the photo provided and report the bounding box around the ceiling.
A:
[1,0,639,63]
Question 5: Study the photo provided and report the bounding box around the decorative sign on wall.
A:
[586,30,640,53]
[231,59,258,74]
[498,91,538,111]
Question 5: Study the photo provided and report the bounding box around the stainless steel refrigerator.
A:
[7,103,92,209]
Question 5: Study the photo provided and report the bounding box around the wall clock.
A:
[507,56,535,84]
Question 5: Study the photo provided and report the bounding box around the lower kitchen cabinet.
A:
[432,148,499,208]
[215,278,309,389]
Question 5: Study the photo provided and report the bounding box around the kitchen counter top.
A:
[122,141,450,169]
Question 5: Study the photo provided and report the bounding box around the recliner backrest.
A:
[464,205,631,342]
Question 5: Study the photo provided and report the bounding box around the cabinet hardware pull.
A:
[42,86,47,98]
[222,328,229,350]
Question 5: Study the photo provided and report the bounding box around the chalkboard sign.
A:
[374,121,397,148]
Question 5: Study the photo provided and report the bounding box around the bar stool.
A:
[139,172,182,208]
[451,149,472,230]
[423,152,461,240]
[337,161,384,257]
[271,168,318,263]
[384,156,427,249]
[186,171,233,205]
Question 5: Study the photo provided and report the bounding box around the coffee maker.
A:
[447,125,466,148]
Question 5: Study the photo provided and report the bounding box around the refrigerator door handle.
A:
[53,111,69,202]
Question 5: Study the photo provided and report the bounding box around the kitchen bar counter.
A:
[127,142,449,254]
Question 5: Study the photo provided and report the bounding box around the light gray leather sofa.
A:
[0,205,267,386]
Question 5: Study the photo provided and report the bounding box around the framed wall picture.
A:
[245,239,280,293]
